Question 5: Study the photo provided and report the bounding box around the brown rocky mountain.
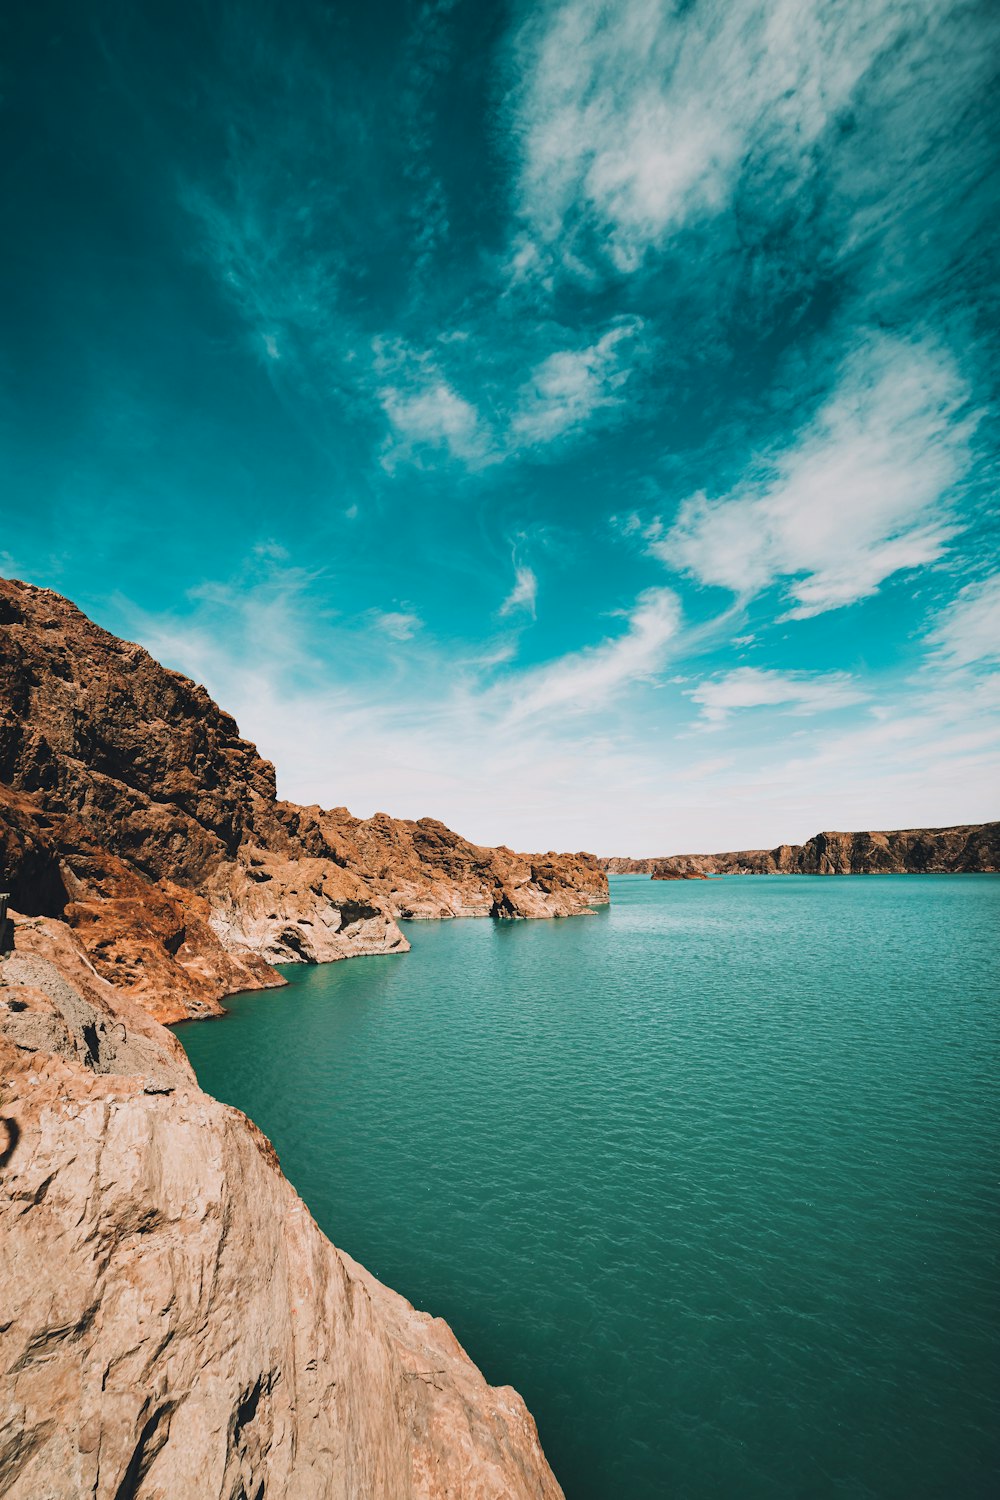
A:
[0,575,604,1496]
[603,822,1000,877]
[0,577,606,1023]
[317,806,604,920]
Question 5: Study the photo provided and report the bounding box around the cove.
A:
[176,874,1000,1499]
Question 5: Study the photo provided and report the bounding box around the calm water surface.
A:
[176,875,1000,1499]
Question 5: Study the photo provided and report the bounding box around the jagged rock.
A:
[0,576,603,1494]
[0,915,564,1500]
[0,784,288,1024]
[0,577,605,1022]
[316,809,607,920]
[602,822,1000,877]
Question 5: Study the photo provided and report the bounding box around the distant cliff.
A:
[603,823,1000,877]
[0,578,606,1024]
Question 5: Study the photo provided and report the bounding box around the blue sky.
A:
[2,0,998,853]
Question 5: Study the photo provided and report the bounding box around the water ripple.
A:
[178,874,1000,1500]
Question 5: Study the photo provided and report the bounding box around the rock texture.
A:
[0,913,564,1500]
[316,808,606,920]
[0,578,605,1023]
[603,822,1000,877]
[0,579,407,1021]
[0,576,601,1495]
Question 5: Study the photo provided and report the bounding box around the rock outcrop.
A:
[0,579,408,1021]
[316,808,606,920]
[0,576,601,1494]
[9,572,991,1496]
[0,578,606,1023]
[603,822,1000,877]
[0,913,564,1499]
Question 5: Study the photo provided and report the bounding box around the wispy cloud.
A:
[380,376,485,467]
[371,609,423,642]
[510,318,644,445]
[689,666,866,726]
[504,587,681,722]
[652,334,974,617]
[121,567,682,848]
[125,565,1000,855]
[373,337,492,469]
[505,0,995,285]
[499,564,538,619]
[926,576,1000,669]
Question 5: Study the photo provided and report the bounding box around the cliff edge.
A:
[0,913,563,1499]
[0,575,598,1494]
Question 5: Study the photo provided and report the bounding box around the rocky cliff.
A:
[0,579,408,1022]
[603,822,1000,877]
[0,578,606,1024]
[316,807,605,920]
[0,912,564,1499]
[0,575,590,1495]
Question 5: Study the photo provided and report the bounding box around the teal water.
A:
[176,875,1000,1499]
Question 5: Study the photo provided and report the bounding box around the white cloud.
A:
[510,319,643,444]
[925,576,1000,668]
[689,667,866,726]
[654,334,973,617]
[372,610,422,642]
[499,565,538,619]
[506,0,985,277]
[505,587,681,722]
[121,562,999,857]
[380,376,485,466]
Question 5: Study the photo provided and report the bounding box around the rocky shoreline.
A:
[0,577,606,1497]
[0,912,563,1498]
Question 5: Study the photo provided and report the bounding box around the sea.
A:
[176,873,1000,1499]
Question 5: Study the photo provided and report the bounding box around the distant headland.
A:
[602,823,999,877]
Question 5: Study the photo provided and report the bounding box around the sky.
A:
[2,0,999,855]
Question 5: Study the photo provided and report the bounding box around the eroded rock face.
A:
[0,579,409,1019]
[0,915,564,1500]
[602,823,1000,877]
[317,809,608,920]
[0,580,590,1492]
[0,784,286,1023]
[1,577,605,1022]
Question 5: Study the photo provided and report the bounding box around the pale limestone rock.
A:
[0,916,564,1500]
